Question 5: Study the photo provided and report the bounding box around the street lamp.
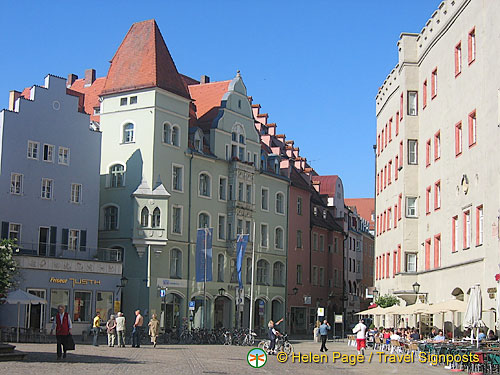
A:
[218,287,225,296]
[289,287,298,296]
[412,282,420,295]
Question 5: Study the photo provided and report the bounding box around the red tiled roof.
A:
[102,19,190,99]
[311,175,339,196]
[345,198,375,229]
[69,77,106,122]
[188,80,230,120]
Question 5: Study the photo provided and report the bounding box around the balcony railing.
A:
[12,242,122,262]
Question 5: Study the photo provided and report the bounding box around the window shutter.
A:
[1,222,9,239]
[80,230,87,252]
[61,228,69,251]
[50,226,57,257]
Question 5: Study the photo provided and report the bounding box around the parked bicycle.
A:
[258,333,293,354]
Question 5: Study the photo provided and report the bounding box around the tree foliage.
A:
[0,239,18,302]
[375,294,400,308]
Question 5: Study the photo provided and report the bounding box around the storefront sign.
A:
[49,277,101,287]
[335,315,343,323]
[156,278,187,288]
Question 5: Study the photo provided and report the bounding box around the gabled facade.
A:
[0,75,121,334]
[92,20,288,331]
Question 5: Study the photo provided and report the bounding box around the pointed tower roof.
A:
[102,19,190,99]
[131,177,151,196]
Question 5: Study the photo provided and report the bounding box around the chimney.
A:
[8,90,21,111]
[84,69,96,87]
[200,75,210,84]
[67,74,78,88]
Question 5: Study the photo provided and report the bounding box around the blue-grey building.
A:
[0,75,122,335]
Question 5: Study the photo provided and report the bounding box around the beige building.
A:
[374,0,500,331]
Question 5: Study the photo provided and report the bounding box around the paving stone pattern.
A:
[0,340,449,374]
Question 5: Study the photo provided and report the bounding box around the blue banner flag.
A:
[196,228,213,282]
[236,234,249,289]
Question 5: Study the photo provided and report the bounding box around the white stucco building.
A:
[375,0,500,331]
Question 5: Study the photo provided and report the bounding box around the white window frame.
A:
[68,229,80,251]
[261,187,269,211]
[42,144,55,163]
[275,226,284,250]
[198,172,212,199]
[10,173,23,195]
[162,122,172,145]
[129,96,138,105]
[170,248,182,279]
[41,178,53,200]
[319,234,325,252]
[171,205,183,235]
[275,191,285,215]
[218,176,227,202]
[171,164,184,193]
[478,206,484,246]
[217,214,226,240]
[8,223,21,242]
[464,210,471,249]
[122,122,135,143]
[405,253,417,272]
[108,163,126,188]
[58,146,70,165]
[198,211,211,229]
[27,140,40,160]
[408,91,418,116]
[260,223,268,248]
[171,125,180,147]
[406,196,417,218]
[408,139,418,165]
[71,183,82,204]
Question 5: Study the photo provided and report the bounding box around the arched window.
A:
[152,207,161,228]
[275,227,284,249]
[140,207,149,227]
[353,281,357,295]
[163,123,171,144]
[257,259,269,285]
[170,249,182,278]
[273,262,285,286]
[198,212,210,229]
[276,193,284,214]
[348,281,352,294]
[104,205,118,230]
[199,173,211,197]
[172,126,180,146]
[123,123,135,143]
[217,253,225,282]
[109,164,125,188]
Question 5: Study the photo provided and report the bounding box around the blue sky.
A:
[0,1,439,198]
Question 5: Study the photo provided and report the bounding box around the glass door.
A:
[26,289,46,330]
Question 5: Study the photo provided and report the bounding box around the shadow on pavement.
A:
[23,351,143,364]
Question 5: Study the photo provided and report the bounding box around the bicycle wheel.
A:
[283,342,293,355]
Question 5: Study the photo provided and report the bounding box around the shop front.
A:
[0,256,123,335]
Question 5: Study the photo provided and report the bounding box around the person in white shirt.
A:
[390,331,401,341]
[115,312,126,347]
[352,319,367,355]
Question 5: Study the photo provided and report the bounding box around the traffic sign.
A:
[189,301,196,311]
[317,307,325,316]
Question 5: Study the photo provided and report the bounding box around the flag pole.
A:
[203,227,207,330]
[249,221,256,333]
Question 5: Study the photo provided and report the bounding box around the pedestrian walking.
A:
[353,319,367,355]
[49,305,72,360]
[148,314,160,348]
[106,314,117,347]
[116,312,126,347]
[319,319,331,352]
[92,311,101,346]
[132,309,144,348]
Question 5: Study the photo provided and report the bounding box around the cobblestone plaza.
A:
[1,341,449,375]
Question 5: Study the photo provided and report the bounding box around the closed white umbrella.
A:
[3,289,47,343]
[463,284,485,348]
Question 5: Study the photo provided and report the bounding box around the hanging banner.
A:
[236,234,249,289]
[196,228,213,282]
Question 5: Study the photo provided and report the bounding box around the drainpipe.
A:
[186,151,194,322]
[285,181,290,334]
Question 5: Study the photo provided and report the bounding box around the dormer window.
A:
[194,130,203,152]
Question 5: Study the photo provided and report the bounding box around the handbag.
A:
[65,334,76,351]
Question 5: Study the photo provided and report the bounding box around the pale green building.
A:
[97,20,288,332]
